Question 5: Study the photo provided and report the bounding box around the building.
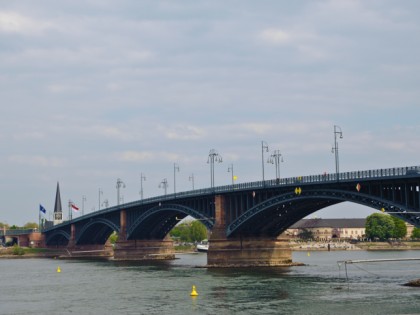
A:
[287,218,415,240]
[287,218,366,241]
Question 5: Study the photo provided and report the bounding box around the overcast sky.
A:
[1,1,420,226]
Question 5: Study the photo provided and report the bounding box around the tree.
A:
[189,221,208,242]
[411,228,420,239]
[24,222,39,229]
[390,216,407,239]
[298,229,314,240]
[170,221,208,242]
[365,213,395,240]
[0,222,9,229]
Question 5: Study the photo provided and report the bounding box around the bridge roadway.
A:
[42,165,420,267]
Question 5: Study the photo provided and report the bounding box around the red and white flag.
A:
[71,204,80,211]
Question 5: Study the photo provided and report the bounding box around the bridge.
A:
[41,165,420,266]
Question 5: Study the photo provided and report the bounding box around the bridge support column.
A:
[207,195,293,267]
[113,236,175,261]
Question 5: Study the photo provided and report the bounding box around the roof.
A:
[54,182,62,213]
[289,218,366,229]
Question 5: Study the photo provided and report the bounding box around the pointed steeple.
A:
[54,182,62,213]
[53,182,63,225]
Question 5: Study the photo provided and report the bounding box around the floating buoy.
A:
[57,266,61,273]
[307,252,310,257]
[190,285,198,296]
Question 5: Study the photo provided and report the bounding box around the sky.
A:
[1,0,420,226]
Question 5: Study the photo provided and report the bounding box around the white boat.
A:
[196,240,209,252]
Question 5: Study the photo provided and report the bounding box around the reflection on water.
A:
[1,251,420,314]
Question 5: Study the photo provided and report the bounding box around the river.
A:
[1,250,420,315]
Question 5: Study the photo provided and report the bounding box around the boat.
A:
[196,239,209,252]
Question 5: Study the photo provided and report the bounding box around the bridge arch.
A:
[127,203,214,240]
[45,230,71,246]
[76,218,120,245]
[227,189,417,237]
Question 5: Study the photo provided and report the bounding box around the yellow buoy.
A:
[307,252,310,257]
[57,266,61,273]
[190,285,198,296]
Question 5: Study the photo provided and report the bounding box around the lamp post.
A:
[207,149,223,188]
[116,178,126,206]
[268,150,284,180]
[261,141,269,181]
[98,188,103,210]
[159,178,168,195]
[173,163,180,194]
[228,164,234,185]
[82,195,87,215]
[140,173,146,200]
[332,125,343,179]
[189,173,195,190]
[102,199,109,208]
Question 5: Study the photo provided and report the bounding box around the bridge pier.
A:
[113,236,175,261]
[207,195,293,267]
[113,209,175,261]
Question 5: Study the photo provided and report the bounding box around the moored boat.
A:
[196,239,209,252]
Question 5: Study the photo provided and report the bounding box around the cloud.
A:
[8,155,67,167]
[259,28,292,44]
[0,11,52,34]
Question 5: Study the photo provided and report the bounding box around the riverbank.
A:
[3,241,420,259]
[291,241,420,251]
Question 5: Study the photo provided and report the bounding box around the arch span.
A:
[76,218,120,245]
[227,189,418,237]
[127,203,214,240]
[45,230,70,246]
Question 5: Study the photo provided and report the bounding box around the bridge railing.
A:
[0,229,38,236]
[106,165,420,209]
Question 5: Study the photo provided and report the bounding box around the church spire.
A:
[53,182,63,225]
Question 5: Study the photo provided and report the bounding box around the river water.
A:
[1,250,420,315]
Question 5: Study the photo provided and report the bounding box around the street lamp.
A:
[98,188,103,210]
[207,149,223,188]
[261,141,269,181]
[228,164,234,185]
[140,173,146,200]
[173,163,180,194]
[116,178,126,206]
[267,150,284,180]
[332,125,343,179]
[159,178,168,195]
[189,173,195,190]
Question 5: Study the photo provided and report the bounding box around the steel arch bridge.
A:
[43,165,420,247]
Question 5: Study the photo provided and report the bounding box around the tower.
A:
[53,182,63,225]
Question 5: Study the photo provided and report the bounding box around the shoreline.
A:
[2,241,420,259]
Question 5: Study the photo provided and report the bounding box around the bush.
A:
[12,244,25,256]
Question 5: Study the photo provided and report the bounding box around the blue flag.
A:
[39,204,47,214]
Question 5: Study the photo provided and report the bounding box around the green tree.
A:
[365,213,395,240]
[390,216,407,239]
[108,231,118,245]
[411,227,420,239]
[24,222,39,229]
[0,222,9,229]
[298,229,314,240]
[189,221,208,242]
[170,221,208,242]
[170,223,191,242]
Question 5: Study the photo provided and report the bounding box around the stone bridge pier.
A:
[113,209,175,261]
[207,195,293,267]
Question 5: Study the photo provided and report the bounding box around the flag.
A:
[71,204,79,211]
[40,204,47,214]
